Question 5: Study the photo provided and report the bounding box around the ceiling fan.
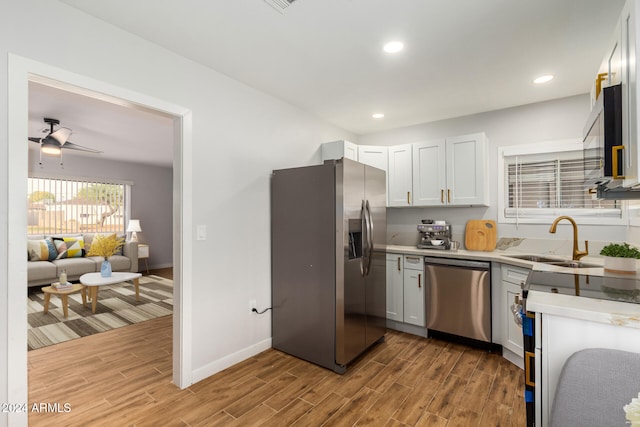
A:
[29,117,102,165]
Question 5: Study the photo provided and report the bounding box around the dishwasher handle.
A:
[424,256,490,270]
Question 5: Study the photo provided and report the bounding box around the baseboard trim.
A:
[148,262,173,270]
[386,319,428,338]
[191,338,272,384]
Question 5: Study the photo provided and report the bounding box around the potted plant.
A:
[87,234,125,277]
[600,242,640,274]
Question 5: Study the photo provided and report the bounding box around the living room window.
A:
[27,175,131,235]
[498,140,624,225]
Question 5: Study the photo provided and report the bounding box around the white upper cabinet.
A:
[388,144,413,206]
[412,140,446,206]
[322,133,488,207]
[411,133,488,207]
[357,145,388,172]
[321,140,358,162]
[446,133,489,206]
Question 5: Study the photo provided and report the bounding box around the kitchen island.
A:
[524,270,640,427]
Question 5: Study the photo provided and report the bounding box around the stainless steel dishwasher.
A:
[424,257,491,343]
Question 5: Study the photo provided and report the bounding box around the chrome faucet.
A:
[549,216,589,261]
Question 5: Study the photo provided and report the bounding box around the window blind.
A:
[27,176,128,235]
[505,152,620,219]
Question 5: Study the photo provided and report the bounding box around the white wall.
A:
[0,2,355,424]
[359,95,631,246]
[29,154,174,269]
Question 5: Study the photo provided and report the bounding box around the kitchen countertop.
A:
[383,244,606,275]
[384,244,640,327]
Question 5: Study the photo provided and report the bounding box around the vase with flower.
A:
[87,234,125,277]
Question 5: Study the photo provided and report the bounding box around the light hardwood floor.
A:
[29,316,525,426]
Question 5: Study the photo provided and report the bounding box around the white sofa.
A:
[27,233,139,288]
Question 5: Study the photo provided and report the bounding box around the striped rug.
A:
[27,275,173,350]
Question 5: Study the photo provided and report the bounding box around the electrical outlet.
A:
[249,299,257,311]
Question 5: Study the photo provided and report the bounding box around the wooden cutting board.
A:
[465,220,497,251]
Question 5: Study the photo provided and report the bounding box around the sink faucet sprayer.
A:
[548,216,589,261]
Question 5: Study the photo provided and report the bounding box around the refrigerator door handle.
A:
[365,200,374,276]
[360,200,367,277]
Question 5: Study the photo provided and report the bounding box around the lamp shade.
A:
[127,220,142,233]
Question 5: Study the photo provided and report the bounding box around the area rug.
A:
[27,275,173,350]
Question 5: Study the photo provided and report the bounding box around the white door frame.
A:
[7,53,193,426]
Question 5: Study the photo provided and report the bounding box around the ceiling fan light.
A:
[41,142,61,156]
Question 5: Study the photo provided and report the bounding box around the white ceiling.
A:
[35,0,625,166]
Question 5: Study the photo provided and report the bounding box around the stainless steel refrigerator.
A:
[271,158,387,374]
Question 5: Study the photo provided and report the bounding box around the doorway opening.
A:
[7,54,193,423]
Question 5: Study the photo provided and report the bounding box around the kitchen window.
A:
[27,174,132,235]
[498,140,624,225]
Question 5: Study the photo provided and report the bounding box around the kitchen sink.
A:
[543,261,600,268]
[503,254,565,263]
[504,254,600,269]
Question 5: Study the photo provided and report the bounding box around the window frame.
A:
[497,139,627,226]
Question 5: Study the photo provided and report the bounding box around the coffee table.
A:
[79,272,143,313]
[41,284,87,318]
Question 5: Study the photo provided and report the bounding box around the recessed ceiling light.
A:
[372,113,385,119]
[383,41,404,54]
[533,74,554,84]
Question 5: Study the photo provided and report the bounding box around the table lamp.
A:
[127,219,142,242]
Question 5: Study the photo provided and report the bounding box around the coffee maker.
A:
[417,220,452,250]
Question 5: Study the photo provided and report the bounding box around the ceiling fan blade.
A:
[28,137,43,143]
[50,127,72,145]
[62,141,103,154]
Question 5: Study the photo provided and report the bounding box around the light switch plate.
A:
[196,225,207,241]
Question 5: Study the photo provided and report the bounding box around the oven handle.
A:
[424,256,490,270]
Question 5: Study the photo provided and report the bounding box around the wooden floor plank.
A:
[28,293,527,427]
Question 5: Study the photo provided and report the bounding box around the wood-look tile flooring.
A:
[30,268,524,425]
[29,312,525,426]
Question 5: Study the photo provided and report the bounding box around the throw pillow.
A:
[52,236,86,259]
[27,238,58,261]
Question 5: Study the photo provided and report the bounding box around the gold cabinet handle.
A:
[525,351,535,387]
[418,273,421,288]
[447,189,451,203]
[612,145,625,179]
[397,257,401,271]
[407,191,411,204]
[441,189,444,203]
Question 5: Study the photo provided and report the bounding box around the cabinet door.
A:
[446,133,488,206]
[385,254,404,321]
[621,2,638,188]
[388,144,413,206]
[358,146,388,172]
[504,282,524,356]
[412,140,446,206]
[321,140,358,162]
[403,256,425,327]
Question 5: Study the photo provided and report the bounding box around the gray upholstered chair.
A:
[550,348,640,427]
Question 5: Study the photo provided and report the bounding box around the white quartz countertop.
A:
[383,244,607,275]
[526,290,640,329]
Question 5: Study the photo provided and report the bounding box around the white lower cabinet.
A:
[385,253,404,322]
[403,255,425,327]
[385,254,425,327]
[501,265,528,358]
